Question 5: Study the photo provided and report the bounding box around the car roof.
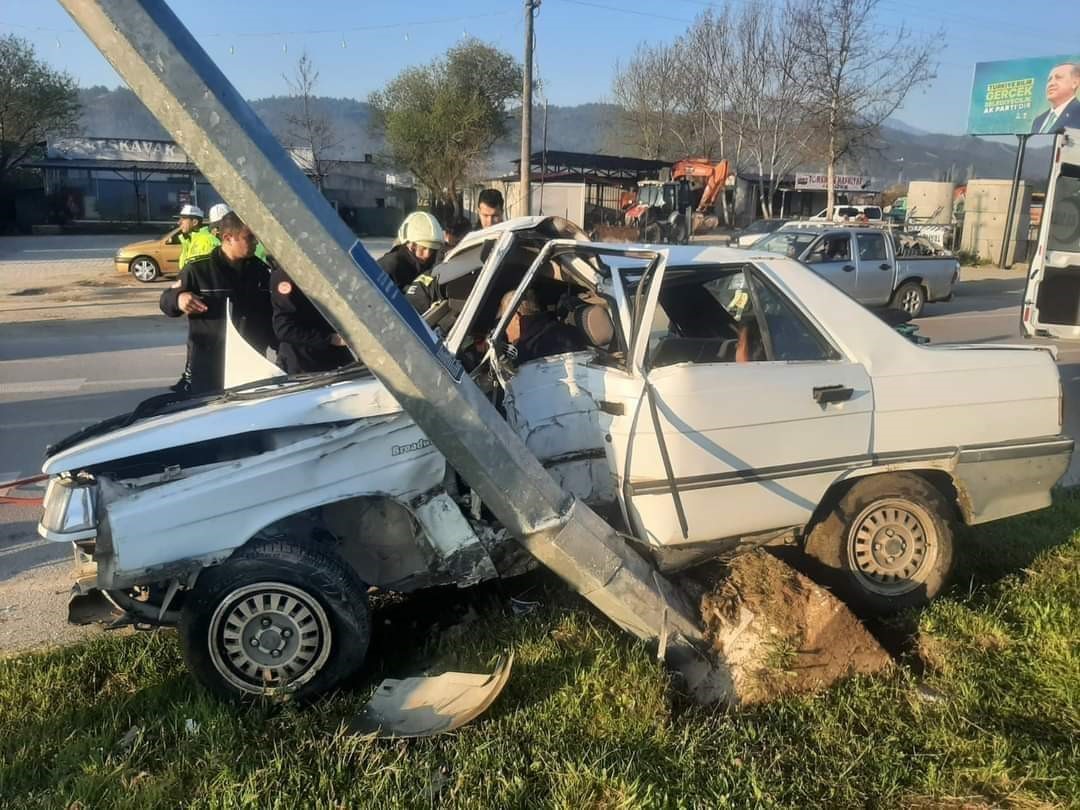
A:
[442,215,584,262]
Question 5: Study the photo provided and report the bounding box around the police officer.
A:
[160,212,275,394]
[377,211,445,291]
[270,267,353,374]
[176,204,217,269]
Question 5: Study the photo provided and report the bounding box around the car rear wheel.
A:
[179,538,370,702]
[891,281,925,318]
[803,472,955,614]
[129,256,160,282]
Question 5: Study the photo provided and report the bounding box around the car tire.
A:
[891,281,925,318]
[129,256,160,283]
[803,472,955,615]
[178,538,370,702]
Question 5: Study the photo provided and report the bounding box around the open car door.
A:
[1023,128,1080,339]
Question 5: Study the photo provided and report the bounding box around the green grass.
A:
[3,494,1080,809]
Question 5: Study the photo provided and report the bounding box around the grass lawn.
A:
[2,492,1078,809]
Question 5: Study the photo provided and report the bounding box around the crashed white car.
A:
[39,217,1072,700]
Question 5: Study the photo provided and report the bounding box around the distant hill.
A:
[75,87,1051,186]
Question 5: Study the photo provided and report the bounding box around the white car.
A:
[39,217,1072,700]
[810,205,884,222]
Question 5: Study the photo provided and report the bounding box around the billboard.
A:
[968,55,1080,135]
[794,173,872,192]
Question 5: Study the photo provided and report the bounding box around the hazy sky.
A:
[2,0,1076,135]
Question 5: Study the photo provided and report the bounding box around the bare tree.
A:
[733,1,814,217]
[282,53,340,190]
[788,0,939,217]
[611,42,683,160]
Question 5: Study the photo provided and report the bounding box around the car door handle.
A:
[598,400,625,416]
[841,264,855,272]
[813,385,854,405]
[879,263,891,271]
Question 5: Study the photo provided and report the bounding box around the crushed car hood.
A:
[43,374,402,475]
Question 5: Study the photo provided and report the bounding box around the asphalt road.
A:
[0,235,1075,654]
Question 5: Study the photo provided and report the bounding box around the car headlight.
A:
[38,476,97,542]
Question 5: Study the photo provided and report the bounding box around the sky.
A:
[2,0,1078,136]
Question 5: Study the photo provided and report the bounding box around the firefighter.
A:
[377,211,444,291]
[270,266,353,374]
[160,212,275,394]
[176,203,217,269]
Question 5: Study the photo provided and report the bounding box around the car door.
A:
[613,260,874,549]
[163,228,182,274]
[853,231,895,305]
[803,232,858,297]
[1023,128,1080,339]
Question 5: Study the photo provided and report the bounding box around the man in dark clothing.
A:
[159,212,275,394]
[498,289,585,365]
[377,210,445,290]
[270,267,353,373]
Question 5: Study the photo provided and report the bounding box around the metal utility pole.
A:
[999,134,1030,269]
[59,0,724,702]
[519,0,539,217]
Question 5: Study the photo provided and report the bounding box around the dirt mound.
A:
[699,550,893,706]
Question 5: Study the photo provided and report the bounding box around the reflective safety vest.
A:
[178,226,219,269]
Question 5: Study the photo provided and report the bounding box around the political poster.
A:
[968,55,1080,135]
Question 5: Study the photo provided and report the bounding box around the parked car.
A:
[40,216,1070,700]
[810,205,884,222]
[733,218,791,247]
[751,224,959,317]
[114,228,182,282]
[1023,127,1080,341]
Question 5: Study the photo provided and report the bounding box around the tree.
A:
[611,42,683,160]
[788,0,939,217]
[0,35,80,185]
[281,53,340,190]
[369,39,521,217]
[732,1,814,218]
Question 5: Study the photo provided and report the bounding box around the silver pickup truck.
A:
[750,224,959,317]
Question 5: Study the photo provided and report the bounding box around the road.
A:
[0,235,1074,654]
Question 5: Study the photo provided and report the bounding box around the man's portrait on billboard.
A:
[1031,63,1080,133]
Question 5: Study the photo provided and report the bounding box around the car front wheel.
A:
[179,538,370,701]
[803,472,955,614]
[129,256,160,282]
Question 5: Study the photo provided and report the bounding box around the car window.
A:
[856,232,887,261]
[644,266,762,368]
[1048,168,1080,253]
[747,272,840,362]
[806,234,851,263]
[865,207,882,220]
[754,231,818,258]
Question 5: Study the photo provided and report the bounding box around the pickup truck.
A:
[38,217,1070,701]
[750,224,959,317]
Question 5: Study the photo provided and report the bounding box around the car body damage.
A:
[38,216,1073,699]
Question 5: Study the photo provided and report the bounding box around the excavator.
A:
[621,159,730,244]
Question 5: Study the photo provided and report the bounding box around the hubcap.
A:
[131,259,156,281]
[208,582,331,694]
[847,500,938,596]
[901,289,921,314]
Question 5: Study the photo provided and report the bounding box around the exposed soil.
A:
[698,550,894,705]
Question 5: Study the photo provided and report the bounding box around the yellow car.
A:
[114,228,182,282]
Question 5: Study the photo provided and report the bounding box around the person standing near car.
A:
[476,188,504,229]
[207,203,273,267]
[160,212,276,394]
[270,266,353,374]
[176,204,217,269]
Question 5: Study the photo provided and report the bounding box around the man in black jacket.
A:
[159,212,275,394]
[270,267,353,373]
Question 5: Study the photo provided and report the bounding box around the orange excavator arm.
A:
[672,159,730,213]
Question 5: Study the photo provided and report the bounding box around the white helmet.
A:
[208,203,231,223]
[397,211,445,250]
[177,203,204,219]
